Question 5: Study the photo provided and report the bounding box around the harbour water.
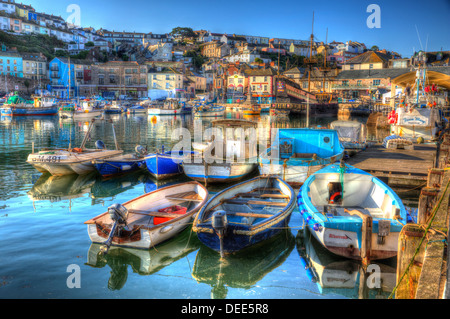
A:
[0,112,403,299]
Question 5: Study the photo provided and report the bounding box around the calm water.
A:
[0,111,402,299]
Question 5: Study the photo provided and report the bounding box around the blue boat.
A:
[297,162,407,263]
[127,104,147,114]
[192,176,296,257]
[258,128,345,187]
[1,94,58,116]
[93,154,146,177]
[145,149,194,180]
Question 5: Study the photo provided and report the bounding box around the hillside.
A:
[0,30,66,59]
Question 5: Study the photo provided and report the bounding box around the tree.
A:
[170,27,195,41]
[85,41,95,47]
[370,45,379,51]
[254,57,263,64]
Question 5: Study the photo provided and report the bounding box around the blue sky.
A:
[28,0,449,56]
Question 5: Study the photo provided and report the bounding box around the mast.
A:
[306,11,315,128]
[68,56,71,99]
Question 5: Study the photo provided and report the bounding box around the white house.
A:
[0,0,16,14]
[0,15,9,31]
[223,50,263,64]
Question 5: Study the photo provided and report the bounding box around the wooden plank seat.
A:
[165,191,203,202]
[128,209,188,218]
[223,199,287,207]
[226,211,274,219]
[236,193,289,199]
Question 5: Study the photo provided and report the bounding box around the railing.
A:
[332,84,387,90]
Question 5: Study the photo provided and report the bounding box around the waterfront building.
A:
[298,67,339,94]
[21,52,47,80]
[90,61,147,99]
[0,51,23,77]
[147,65,184,100]
[247,67,277,104]
[49,57,92,98]
[342,50,393,71]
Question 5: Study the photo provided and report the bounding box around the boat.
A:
[26,118,123,176]
[147,99,186,115]
[84,181,208,252]
[182,119,258,184]
[258,128,345,187]
[73,99,104,118]
[127,104,147,114]
[92,145,147,177]
[296,229,396,299]
[297,161,407,262]
[192,176,296,257]
[329,120,367,152]
[193,103,226,118]
[389,51,445,142]
[104,101,126,114]
[0,93,58,116]
[191,229,294,299]
[242,103,260,116]
[144,148,193,180]
[58,101,76,119]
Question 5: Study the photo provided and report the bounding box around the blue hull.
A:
[144,153,182,180]
[194,176,296,254]
[1,106,58,116]
[94,159,145,177]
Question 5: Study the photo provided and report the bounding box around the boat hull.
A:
[1,106,58,116]
[193,177,296,254]
[145,153,183,180]
[93,158,146,177]
[27,149,123,176]
[147,108,184,115]
[183,161,257,183]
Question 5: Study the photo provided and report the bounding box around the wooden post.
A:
[345,209,372,265]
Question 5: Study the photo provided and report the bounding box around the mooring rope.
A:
[388,176,450,299]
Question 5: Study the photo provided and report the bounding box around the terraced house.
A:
[0,51,23,77]
[147,66,184,100]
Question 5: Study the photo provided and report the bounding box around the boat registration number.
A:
[32,155,62,163]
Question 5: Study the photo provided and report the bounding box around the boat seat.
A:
[165,191,203,202]
[290,153,317,160]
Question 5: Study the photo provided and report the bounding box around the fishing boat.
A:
[58,102,76,118]
[147,99,186,115]
[389,51,445,142]
[92,145,147,177]
[297,162,407,262]
[84,181,208,252]
[258,128,345,187]
[0,93,58,116]
[73,99,104,118]
[145,148,193,180]
[104,101,126,114]
[182,119,258,184]
[127,104,147,114]
[193,176,296,257]
[329,120,367,152]
[26,118,123,176]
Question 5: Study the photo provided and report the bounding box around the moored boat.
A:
[242,103,260,116]
[0,93,58,116]
[147,99,186,115]
[193,104,225,118]
[73,99,104,118]
[297,162,407,263]
[258,128,345,187]
[92,146,147,177]
[127,104,146,114]
[84,181,208,252]
[182,119,258,184]
[27,118,123,176]
[144,149,193,180]
[192,176,296,257]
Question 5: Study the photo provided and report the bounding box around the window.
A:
[350,64,354,70]
[166,82,170,89]
[373,79,380,86]
[369,64,373,69]
[153,82,157,88]
[342,80,349,86]
[357,80,362,86]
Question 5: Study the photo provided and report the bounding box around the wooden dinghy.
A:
[85,181,208,252]
[27,118,123,176]
[193,176,296,257]
[298,161,407,263]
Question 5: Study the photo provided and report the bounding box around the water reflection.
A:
[90,170,147,200]
[191,229,295,299]
[27,172,96,202]
[296,229,396,299]
[85,227,200,290]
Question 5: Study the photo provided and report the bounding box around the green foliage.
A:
[85,41,94,47]
[170,27,196,40]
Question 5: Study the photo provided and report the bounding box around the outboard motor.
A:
[135,145,147,157]
[95,140,106,150]
[100,203,129,254]
[211,210,228,259]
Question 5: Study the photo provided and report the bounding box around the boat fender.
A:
[160,225,174,234]
[72,147,83,153]
[329,192,341,204]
